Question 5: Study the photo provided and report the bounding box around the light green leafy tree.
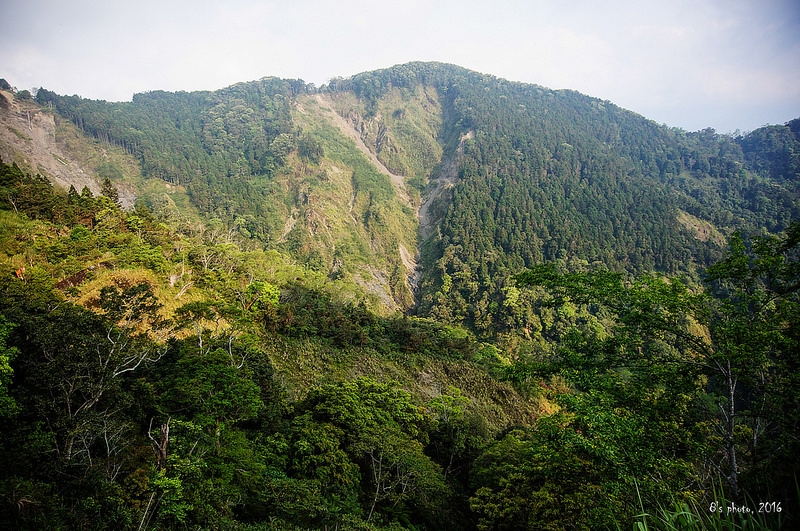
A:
[292,377,449,527]
[515,221,800,502]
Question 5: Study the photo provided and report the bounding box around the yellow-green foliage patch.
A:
[677,209,726,246]
[265,333,542,432]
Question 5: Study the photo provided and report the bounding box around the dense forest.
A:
[328,64,799,336]
[32,63,800,332]
[1,62,799,529]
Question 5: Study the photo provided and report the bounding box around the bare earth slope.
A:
[303,93,423,300]
[312,93,412,207]
[0,90,136,207]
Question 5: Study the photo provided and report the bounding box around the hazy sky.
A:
[1,0,798,133]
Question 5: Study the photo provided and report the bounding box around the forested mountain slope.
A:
[14,62,800,325]
[32,79,422,311]
[326,63,798,334]
[0,87,137,206]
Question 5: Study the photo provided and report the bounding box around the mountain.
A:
[10,63,796,329]
[1,63,798,530]
[0,86,136,206]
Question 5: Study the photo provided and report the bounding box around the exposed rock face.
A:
[0,90,135,208]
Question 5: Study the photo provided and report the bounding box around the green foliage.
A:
[0,315,18,418]
[100,176,120,205]
[469,318,708,528]
[631,481,791,531]
[166,348,262,426]
[298,132,324,163]
[469,423,613,530]
[703,224,800,506]
[738,118,800,184]
[514,222,800,522]
[43,79,303,227]
[291,378,449,526]
[0,169,492,528]
[0,162,57,220]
